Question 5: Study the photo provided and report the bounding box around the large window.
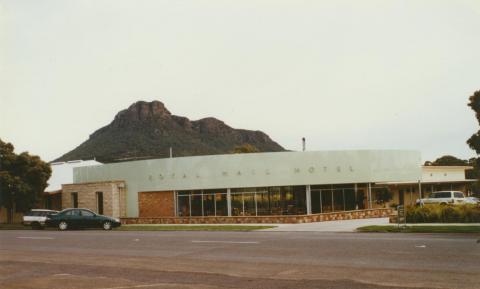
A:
[311,184,358,213]
[231,193,243,216]
[177,193,191,217]
[321,190,333,213]
[177,189,228,217]
[203,194,216,216]
[176,186,306,217]
[215,193,228,216]
[243,193,256,216]
[191,191,203,216]
[256,189,271,215]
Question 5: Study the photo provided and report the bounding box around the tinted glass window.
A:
[65,210,80,216]
[81,210,95,217]
[438,192,451,198]
[454,192,464,198]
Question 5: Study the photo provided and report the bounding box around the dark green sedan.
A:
[45,208,121,230]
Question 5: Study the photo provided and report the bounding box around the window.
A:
[203,194,216,216]
[231,193,243,216]
[438,192,451,198]
[177,194,191,216]
[215,192,228,216]
[81,210,95,217]
[96,192,103,215]
[65,209,80,216]
[176,186,306,217]
[71,193,78,208]
[191,191,203,216]
[454,192,464,198]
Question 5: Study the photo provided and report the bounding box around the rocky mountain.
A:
[54,101,285,163]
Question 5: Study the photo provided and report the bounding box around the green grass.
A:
[116,225,276,231]
[357,225,480,233]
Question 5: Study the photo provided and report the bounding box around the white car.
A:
[23,209,59,229]
[464,196,480,204]
[416,191,466,206]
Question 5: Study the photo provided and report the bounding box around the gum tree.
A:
[468,90,480,153]
[0,139,51,223]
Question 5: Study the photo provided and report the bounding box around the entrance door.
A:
[96,192,104,215]
[399,189,405,206]
[356,190,365,209]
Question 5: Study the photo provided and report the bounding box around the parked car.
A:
[416,191,466,206]
[464,196,480,205]
[23,209,59,229]
[45,208,121,231]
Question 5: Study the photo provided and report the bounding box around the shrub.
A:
[406,204,480,223]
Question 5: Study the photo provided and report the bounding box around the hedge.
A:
[406,204,480,223]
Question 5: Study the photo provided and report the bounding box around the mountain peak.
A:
[115,100,171,122]
[55,100,285,163]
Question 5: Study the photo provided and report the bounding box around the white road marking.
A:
[133,239,140,242]
[99,283,173,289]
[191,240,259,244]
[17,237,55,240]
[53,273,72,277]
[415,245,427,248]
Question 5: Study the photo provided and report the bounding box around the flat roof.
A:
[73,150,422,217]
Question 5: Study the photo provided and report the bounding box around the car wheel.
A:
[58,221,68,231]
[103,221,112,231]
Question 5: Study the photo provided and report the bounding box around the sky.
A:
[1,0,479,163]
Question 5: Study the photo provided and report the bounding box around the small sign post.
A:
[397,205,406,229]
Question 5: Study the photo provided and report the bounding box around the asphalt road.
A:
[0,230,479,289]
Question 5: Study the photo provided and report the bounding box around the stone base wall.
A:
[122,208,392,224]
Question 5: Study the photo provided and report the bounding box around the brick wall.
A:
[62,180,126,218]
[138,191,174,217]
[123,208,392,224]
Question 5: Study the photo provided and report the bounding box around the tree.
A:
[231,144,260,154]
[424,155,468,166]
[423,155,479,193]
[0,139,51,223]
[468,90,480,153]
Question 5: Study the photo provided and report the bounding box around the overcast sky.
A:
[1,0,479,163]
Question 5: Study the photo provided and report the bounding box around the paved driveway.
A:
[261,217,391,232]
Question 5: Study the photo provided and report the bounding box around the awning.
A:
[376,179,477,185]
